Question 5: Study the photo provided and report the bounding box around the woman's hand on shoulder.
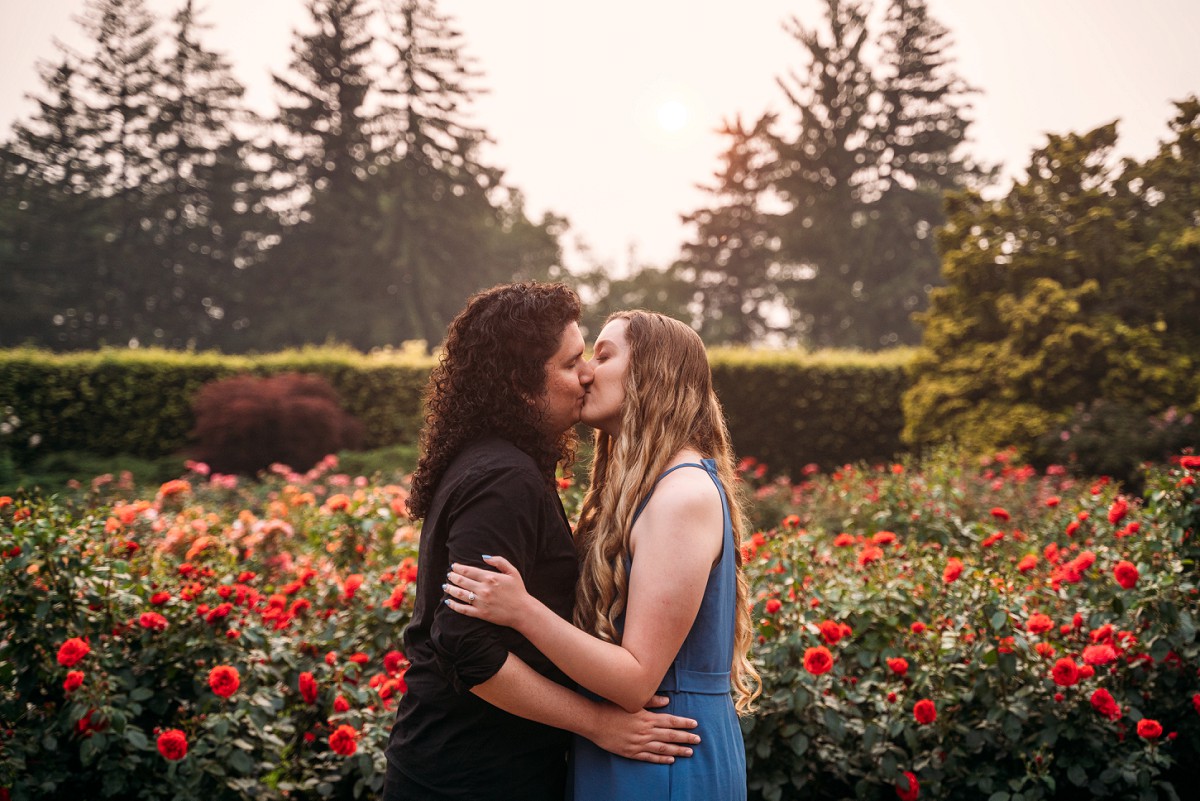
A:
[443,555,534,629]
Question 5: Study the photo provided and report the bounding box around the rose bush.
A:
[2,449,1197,800]
[740,450,1199,801]
[0,457,418,800]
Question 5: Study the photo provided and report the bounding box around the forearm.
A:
[471,652,606,738]
[515,600,663,712]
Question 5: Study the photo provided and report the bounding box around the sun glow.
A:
[656,98,689,133]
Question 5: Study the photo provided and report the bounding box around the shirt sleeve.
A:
[429,463,544,692]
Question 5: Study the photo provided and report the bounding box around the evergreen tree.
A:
[675,115,784,345]
[365,0,527,347]
[253,0,378,348]
[903,101,1200,454]
[868,0,984,346]
[767,0,981,348]
[769,0,877,348]
[145,0,269,348]
[0,56,110,348]
[63,0,163,345]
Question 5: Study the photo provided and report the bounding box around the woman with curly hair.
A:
[384,286,700,801]
[446,310,760,800]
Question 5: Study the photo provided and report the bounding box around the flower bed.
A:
[741,451,1200,800]
[1,452,1198,800]
[1,458,418,800]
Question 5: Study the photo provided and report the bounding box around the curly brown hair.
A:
[406,282,582,520]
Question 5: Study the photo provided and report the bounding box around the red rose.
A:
[990,507,1010,521]
[765,599,782,614]
[384,650,407,677]
[1082,644,1118,666]
[913,699,937,725]
[348,652,370,665]
[139,612,169,631]
[299,671,318,704]
[157,728,188,761]
[1051,658,1079,687]
[208,665,240,698]
[803,646,834,676]
[886,657,909,675]
[1107,497,1129,525]
[833,533,855,547]
[895,771,920,801]
[63,670,85,693]
[1193,693,1200,715]
[819,620,845,645]
[910,622,926,634]
[1026,614,1053,634]
[149,591,171,605]
[1180,455,1200,470]
[329,724,359,756]
[871,531,897,545]
[1017,554,1038,573]
[942,558,964,584]
[333,694,351,713]
[1113,561,1139,590]
[56,638,90,667]
[1136,719,1163,739]
[1089,688,1121,721]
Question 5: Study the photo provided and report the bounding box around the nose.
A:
[578,358,595,386]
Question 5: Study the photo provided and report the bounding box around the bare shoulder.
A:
[632,454,724,560]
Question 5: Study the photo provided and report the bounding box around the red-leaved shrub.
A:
[189,373,364,475]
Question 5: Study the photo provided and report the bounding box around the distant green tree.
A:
[257,0,562,351]
[0,57,109,347]
[903,100,1200,454]
[145,0,271,349]
[674,115,786,345]
[252,0,378,348]
[1,0,266,350]
[568,261,695,341]
[768,0,981,348]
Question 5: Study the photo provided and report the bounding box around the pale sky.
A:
[1,0,1197,273]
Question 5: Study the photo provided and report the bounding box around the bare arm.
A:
[472,652,700,762]
[447,469,724,712]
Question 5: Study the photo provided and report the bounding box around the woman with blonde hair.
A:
[446,310,759,799]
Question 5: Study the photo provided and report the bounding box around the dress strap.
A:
[631,459,719,524]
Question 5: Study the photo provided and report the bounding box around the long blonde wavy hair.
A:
[573,311,761,713]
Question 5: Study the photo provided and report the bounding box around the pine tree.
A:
[253,0,378,348]
[868,0,985,346]
[769,0,878,348]
[0,56,110,348]
[767,0,981,348]
[365,0,512,346]
[144,0,268,348]
[675,115,783,345]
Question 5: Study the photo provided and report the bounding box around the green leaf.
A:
[229,750,254,774]
[129,687,153,702]
[987,793,1010,801]
[990,610,1008,631]
[789,732,808,756]
[1068,765,1088,787]
[125,728,148,750]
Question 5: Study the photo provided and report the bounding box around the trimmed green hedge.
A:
[1,347,915,477]
[711,348,916,477]
[0,347,434,463]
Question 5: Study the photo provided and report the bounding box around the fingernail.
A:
[441,583,448,591]
[684,749,692,756]
[443,599,451,605]
[481,554,493,559]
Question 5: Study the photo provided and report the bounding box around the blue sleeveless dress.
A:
[569,459,747,800]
